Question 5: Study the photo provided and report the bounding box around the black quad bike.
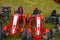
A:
[45,10,60,35]
[45,10,60,23]
[0,6,11,23]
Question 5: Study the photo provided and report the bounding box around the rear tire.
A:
[43,29,55,40]
[2,30,7,39]
[0,22,7,40]
[21,28,32,40]
[27,30,32,40]
[21,28,27,40]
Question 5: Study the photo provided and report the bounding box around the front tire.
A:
[27,30,32,40]
[21,28,27,40]
[44,29,55,40]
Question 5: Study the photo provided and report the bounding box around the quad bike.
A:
[0,6,11,23]
[53,0,60,3]
[27,14,55,40]
[0,6,27,40]
[0,22,7,40]
[45,10,60,34]
[2,12,26,36]
[45,10,60,23]
[21,8,55,40]
[2,6,26,36]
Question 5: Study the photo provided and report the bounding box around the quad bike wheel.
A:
[21,28,32,40]
[27,29,32,40]
[43,29,55,40]
[21,28,27,40]
[56,24,60,34]
[1,30,7,39]
[0,22,7,40]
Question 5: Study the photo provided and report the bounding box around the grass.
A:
[0,0,60,40]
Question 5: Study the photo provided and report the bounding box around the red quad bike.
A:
[53,0,60,3]
[27,14,55,40]
[3,13,26,36]
[0,6,27,40]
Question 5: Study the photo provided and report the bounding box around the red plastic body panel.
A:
[3,13,26,36]
[28,14,49,40]
[3,25,9,31]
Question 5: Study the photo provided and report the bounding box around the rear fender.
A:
[3,25,8,31]
[19,25,24,33]
[44,28,49,34]
[23,13,26,25]
[28,27,32,34]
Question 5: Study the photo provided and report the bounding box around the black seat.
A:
[33,8,41,15]
[51,10,56,16]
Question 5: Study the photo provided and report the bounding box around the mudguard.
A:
[3,25,8,31]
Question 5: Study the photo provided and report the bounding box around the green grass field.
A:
[0,0,60,40]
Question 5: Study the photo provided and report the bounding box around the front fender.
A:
[44,28,49,34]
[19,25,24,33]
[28,27,32,34]
[3,25,8,31]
